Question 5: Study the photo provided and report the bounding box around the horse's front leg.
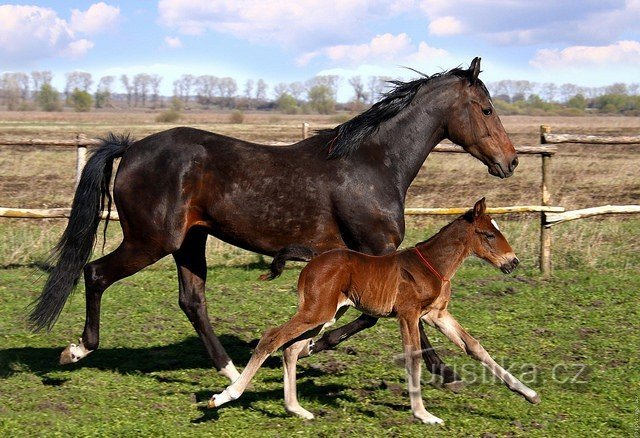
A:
[424,311,540,404]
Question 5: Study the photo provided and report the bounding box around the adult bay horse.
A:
[29,57,518,384]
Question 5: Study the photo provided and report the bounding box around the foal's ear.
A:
[468,57,481,84]
[473,197,486,218]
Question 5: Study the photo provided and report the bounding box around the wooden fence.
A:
[2,124,638,275]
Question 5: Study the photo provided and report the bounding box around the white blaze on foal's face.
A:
[490,218,500,231]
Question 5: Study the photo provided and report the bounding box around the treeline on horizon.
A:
[1,70,639,116]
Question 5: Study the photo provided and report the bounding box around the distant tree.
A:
[133,73,151,107]
[1,73,23,109]
[255,79,268,103]
[566,94,586,110]
[367,76,390,104]
[307,84,335,114]
[120,75,133,107]
[288,82,305,101]
[195,75,219,107]
[276,93,298,114]
[69,88,93,112]
[605,83,628,95]
[349,76,368,106]
[273,83,289,100]
[95,76,114,108]
[540,83,557,102]
[219,77,237,108]
[37,83,62,111]
[65,71,92,99]
[173,74,194,103]
[31,71,52,95]
[150,74,163,107]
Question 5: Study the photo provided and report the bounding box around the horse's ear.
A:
[473,197,486,218]
[468,57,481,84]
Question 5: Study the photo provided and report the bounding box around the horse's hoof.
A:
[59,340,92,365]
[286,406,315,420]
[443,380,465,393]
[526,392,541,404]
[207,398,218,409]
[414,411,444,425]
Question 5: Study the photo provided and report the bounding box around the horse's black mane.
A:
[320,66,488,159]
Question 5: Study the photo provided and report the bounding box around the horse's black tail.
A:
[29,133,134,332]
[260,245,317,281]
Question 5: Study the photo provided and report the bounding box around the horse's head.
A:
[466,198,519,273]
[445,58,518,179]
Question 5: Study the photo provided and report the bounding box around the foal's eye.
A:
[482,108,493,116]
[483,231,495,239]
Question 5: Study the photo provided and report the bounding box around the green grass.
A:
[1,232,638,436]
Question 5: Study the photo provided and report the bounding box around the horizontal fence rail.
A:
[2,124,638,276]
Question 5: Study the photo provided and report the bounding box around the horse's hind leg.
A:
[60,240,165,365]
[174,229,240,382]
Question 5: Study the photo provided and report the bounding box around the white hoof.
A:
[414,410,444,425]
[286,405,315,420]
[208,386,241,409]
[60,339,92,365]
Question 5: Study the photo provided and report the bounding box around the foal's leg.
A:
[283,339,316,419]
[60,240,165,364]
[424,311,540,404]
[399,315,444,425]
[174,230,240,382]
[312,316,463,387]
[209,313,330,409]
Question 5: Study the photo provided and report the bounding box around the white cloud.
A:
[297,33,449,67]
[428,16,463,36]
[531,40,640,68]
[165,36,183,48]
[70,2,120,35]
[158,0,417,48]
[61,39,95,58]
[0,5,95,64]
[419,0,640,46]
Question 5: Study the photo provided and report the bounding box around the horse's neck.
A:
[418,221,471,280]
[367,85,449,194]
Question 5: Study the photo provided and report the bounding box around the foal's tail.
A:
[29,133,134,332]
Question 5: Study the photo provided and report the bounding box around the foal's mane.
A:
[320,67,489,159]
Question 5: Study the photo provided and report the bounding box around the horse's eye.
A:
[482,108,493,116]
[482,231,495,239]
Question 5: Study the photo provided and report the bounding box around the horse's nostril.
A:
[510,157,519,172]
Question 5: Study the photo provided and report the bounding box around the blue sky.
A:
[1,1,639,101]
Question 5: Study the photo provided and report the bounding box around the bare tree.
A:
[173,74,194,103]
[255,79,268,103]
[288,82,305,101]
[195,75,219,107]
[149,74,163,107]
[540,83,557,102]
[31,71,52,94]
[273,83,289,100]
[367,76,390,104]
[65,71,92,98]
[133,73,151,107]
[349,76,368,105]
[120,75,133,107]
[1,73,22,109]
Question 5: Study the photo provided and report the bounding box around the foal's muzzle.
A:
[500,257,519,274]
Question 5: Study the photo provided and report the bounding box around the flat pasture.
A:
[0,112,638,436]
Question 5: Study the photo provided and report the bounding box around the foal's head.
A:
[465,198,519,274]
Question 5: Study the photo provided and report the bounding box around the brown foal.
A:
[209,198,540,424]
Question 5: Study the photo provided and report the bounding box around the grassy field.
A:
[0,111,639,436]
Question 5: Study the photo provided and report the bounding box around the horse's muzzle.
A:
[500,257,519,274]
[489,156,518,179]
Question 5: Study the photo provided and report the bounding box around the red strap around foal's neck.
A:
[412,247,448,283]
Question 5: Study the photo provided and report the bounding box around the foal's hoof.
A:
[443,380,465,393]
[526,392,541,404]
[414,411,444,425]
[286,406,315,420]
[59,341,91,365]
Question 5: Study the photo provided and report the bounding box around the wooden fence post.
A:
[302,122,309,140]
[540,125,553,276]
[76,133,87,188]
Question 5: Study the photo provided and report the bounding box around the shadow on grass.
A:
[0,334,284,379]
[192,381,356,423]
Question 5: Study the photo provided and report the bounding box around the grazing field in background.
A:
[0,112,638,436]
